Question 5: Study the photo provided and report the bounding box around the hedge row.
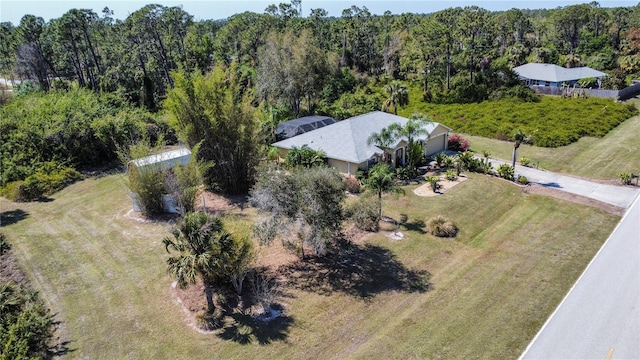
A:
[415,97,635,147]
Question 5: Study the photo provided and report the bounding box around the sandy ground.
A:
[414,174,469,197]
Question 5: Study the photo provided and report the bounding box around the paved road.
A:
[489,159,640,208]
[519,193,640,359]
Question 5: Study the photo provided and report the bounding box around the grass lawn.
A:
[464,107,640,180]
[0,172,619,359]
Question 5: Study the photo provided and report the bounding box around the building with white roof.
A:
[513,63,607,88]
[271,111,451,175]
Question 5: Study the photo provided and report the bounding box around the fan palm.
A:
[163,212,227,313]
[382,82,409,115]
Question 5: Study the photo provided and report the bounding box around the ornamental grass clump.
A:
[426,215,458,238]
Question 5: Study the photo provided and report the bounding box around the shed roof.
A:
[275,115,338,139]
[513,63,607,83]
[130,147,191,170]
[272,111,450,164]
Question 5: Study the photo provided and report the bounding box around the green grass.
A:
[465,108,640,179]
[0,172,618,359]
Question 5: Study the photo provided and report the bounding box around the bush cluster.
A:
[343,175,361,194]
[497,164,515,180]
[0,162,82,202]
[344,195,380,232]
[426,216,458,238]
[447,133,470,152]
[0,89,171,193]
[420,97,635,148]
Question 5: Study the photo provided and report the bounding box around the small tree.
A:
[382,81,409,115]
[163,212,246,314]
[250,166,345,258]
[362,163,404,219]
[511,129,532,168]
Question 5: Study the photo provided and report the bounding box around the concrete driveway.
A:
[482,159,640,359]
[488,159,640,209]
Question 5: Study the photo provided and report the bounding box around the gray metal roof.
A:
[272,111,450,164]
[513,63,607,83]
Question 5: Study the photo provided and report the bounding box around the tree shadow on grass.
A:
[403,219,426,234]
[278,244,431,300]
[0,209,29,227]
[217,304,294,345]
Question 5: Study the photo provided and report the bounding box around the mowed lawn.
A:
[1,171,619,359]
[466,105,640,180]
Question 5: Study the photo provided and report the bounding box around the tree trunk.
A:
[512,143,519,168]
[203,281,215,313]
[378,191,383,219]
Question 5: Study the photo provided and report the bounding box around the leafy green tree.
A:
[163,212,246,313]
[362,163,404,219]
[382,81,408,115]
[165,65,261,195]
[257,29,332,115]
[250,166,345,258]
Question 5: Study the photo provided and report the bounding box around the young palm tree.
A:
[363,163,404,219]
[163,212,228,313]
[388,113,433,168]
[382,81,409,115]
[367,127,395,163]
[512,129,532,168]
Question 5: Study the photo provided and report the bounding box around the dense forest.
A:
[2,2,640,111]
[1,1,640,197]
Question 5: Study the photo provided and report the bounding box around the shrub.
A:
[516,175,529,185]
[447,134,470,152]
[426,215,458,238]
[0,163,83,202]
[497,164,515,180]
[0,233,10,255]
[519,157,532,167]
[285,145,327,169]
[396,166,419,181]
[344,195,380,232]
[128,164,166,216]
[343,176,361,194]
[434,152,447,167]
[445,169,457,181]
[426,176,440,192]
[619,172,632,185]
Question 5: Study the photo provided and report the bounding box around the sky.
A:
[0,0,637,25]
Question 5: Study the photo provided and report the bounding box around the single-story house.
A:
[271,111,451,175]
[513,63,607,88]
[275,115,338,141]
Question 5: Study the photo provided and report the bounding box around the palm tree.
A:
[367,127,395,163]
[363,163,404,219]
[388,113,433,168]
[512,129,532,168]
[382,81,409,115]
[163,212,229,313]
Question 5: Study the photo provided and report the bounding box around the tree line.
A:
[2,2,640,115]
